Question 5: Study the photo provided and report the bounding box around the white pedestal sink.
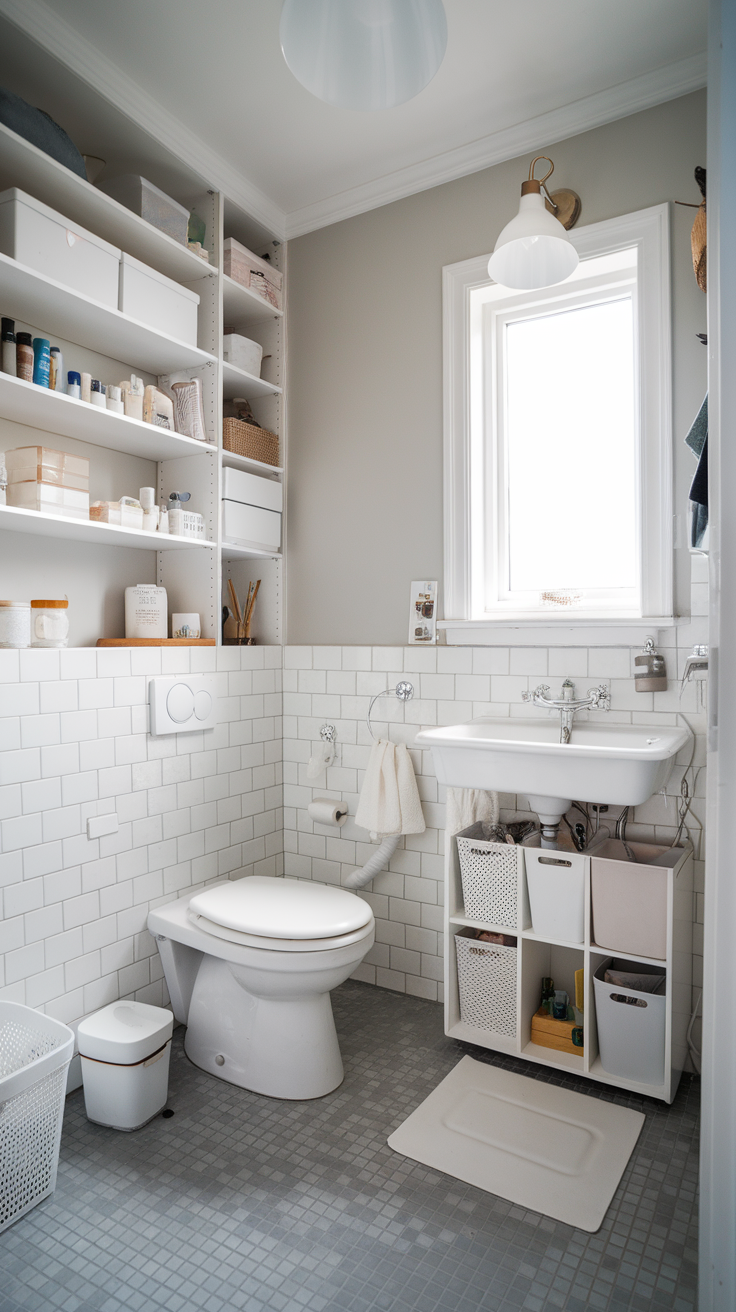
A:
[416,718,690,840]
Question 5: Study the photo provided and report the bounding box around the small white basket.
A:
[455,930,517,1037]
[455,823,522,927]
[0,1001,74,1233]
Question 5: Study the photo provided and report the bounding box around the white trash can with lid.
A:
[77,1002,173,1131]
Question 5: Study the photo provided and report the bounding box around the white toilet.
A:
[148,876,375,1100]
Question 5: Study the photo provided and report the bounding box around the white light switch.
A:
[149,675,217,736]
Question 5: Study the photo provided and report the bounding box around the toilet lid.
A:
[188,876,373,940]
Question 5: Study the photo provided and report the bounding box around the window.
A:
[444,205,672,640]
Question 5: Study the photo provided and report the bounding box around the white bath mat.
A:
[387,1056,644,1232]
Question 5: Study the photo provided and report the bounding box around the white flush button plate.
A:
[149,675,217,736]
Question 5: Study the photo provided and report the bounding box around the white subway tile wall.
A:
[0,646,283,1038]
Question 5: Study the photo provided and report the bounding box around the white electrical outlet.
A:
[148,675,217,735]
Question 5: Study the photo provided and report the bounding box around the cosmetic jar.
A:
[0,600,30,648]
[30,599,69,648]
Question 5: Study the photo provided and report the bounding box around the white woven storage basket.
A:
[455,931,517,1036]
[0,1001,74,1233]
[455,822,522,927]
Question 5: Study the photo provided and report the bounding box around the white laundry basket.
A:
[454,929,517,1037]
[455,823,523,927]
[0,1001,74,1233]
[593,959,667,1086]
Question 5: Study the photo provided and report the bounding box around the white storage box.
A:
[593,959,666,1086]
[78,1001,173,1131]
[454,823,522,928]
[4,446,89,491]
[454,929,517,1037]
[119,252,200,344]
[222,467,283,514]
[222,333,263,377]
[99,175,190,246]
[223,238,282,308]
[222,499,281,551]
[591,839,684,961]
[6,483,89,518]
[0,188,120,307]
[0,1000,74,1233]
[525,848,586,944]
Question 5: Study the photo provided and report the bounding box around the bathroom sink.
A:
[416,718,690,824]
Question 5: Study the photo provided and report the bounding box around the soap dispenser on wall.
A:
[634,637,667,692]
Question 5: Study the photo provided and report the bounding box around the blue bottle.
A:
[32,338,51,387]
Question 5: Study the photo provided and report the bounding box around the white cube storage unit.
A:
[445,833,693,1103]
[0,187,121,307]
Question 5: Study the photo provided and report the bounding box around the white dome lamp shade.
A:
[488,156,582,291]
[280,0,448,112]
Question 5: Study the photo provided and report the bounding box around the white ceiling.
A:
[0,0,708,238]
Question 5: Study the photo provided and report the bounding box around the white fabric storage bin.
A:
[222,499,281,551]
[98,175,189,246]
[0,1001,74,1233]
[454,930,517,1037]
[593,959,666,1086]
[590,839,684,961]
[525,848,586,944]
[0,188,120,307]
[222,467,283,514]
[119,252,199,344]
[222,333,263,377]
[78,1001,173,1131]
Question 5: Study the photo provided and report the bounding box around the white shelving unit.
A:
[445,836,693,1104]
[0,111,286,647]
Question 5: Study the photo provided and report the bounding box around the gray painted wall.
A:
[286,90,707,645]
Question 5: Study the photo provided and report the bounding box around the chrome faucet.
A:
[522,679,611,743]
[680,644,708,696]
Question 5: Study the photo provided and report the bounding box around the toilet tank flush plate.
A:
[149,675,217,735]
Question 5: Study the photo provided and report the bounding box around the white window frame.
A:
[442,203,673,645]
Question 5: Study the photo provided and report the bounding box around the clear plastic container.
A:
[30,599,69,648]
[4,446,89,491]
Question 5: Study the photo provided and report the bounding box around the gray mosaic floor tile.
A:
[0,982,698,1312]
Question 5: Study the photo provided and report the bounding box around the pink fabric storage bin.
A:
[590,839,684,961]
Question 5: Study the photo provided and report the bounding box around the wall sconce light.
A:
[280,0,448,112]
[488,156,581,291]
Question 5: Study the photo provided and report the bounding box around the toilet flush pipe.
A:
[344,834,401,889]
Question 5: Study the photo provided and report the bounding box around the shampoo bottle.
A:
[1,318,16,376]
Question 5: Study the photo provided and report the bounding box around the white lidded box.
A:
[98,175,190,246]
[223,238,282,308]
[221,467,283,514]
[119,252,200,344]
[0,188,121,307]
[593,959,667,1086]
[7,483,88,518]
[222,500,281,551]
[78,1001,173,1131]
[222,333,263,377]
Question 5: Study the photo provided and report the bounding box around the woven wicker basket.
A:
[223,418,280,467]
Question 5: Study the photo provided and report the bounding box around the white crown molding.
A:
[0,0,287,240]
[285,52,707,238]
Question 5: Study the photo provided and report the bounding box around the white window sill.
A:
[438,618,676,647]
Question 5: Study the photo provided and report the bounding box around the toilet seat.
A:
[187,875,373,951]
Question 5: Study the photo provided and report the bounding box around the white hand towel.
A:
[355,739,426,837]
[446,786,499,839]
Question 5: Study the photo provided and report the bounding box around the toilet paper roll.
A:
[308,798,347,827]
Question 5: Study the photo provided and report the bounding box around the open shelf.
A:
[449,914,518,935]
[0,372,217,461]
[589,943,666,968]
[222,359,283,401]
[446,1020,517,1054]
[587,1055,665,1099]
[522,929,587,951]
[0,253,217,374]
[221,540,282,561]
[222,274,283,327]
[0,503,217,551]
[521,1041,585,1073]
[221,448,283,478]
[0,121,216,286]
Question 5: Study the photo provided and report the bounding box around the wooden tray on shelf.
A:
[96,639,216,647]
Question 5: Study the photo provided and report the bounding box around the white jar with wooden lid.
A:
[0,600,30,648]
[31,599,69,648]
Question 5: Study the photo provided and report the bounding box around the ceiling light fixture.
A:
[488,156,581,291]
[279,0,448,112]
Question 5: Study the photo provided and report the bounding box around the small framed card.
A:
[408,580,438,644]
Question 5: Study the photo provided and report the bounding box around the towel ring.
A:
[366,682,414,741]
